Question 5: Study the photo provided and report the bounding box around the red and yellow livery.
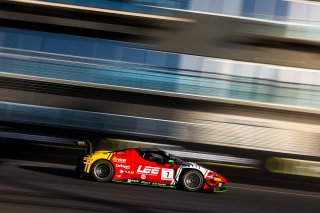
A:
[76,144,227,192]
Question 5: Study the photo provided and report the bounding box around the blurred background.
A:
[0,0,319,211]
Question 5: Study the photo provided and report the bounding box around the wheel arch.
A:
[84,151,115,173]
[90,159,115,182]
[178,168,205,191]
[90,159,114,173]
[176,168,204,186]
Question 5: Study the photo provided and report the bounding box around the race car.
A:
[76,141,227,192]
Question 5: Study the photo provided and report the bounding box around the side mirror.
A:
[167,159,175,164]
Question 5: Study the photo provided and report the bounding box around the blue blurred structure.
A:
[1,27,320,109]
[36,0,320,25]
[0,0,320,177]
[38,0,190,12]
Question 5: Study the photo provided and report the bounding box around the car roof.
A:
[135,148,161,152]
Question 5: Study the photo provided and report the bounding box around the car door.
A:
[133,150,176,185]
[111,149,135,181]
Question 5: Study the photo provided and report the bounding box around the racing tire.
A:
[91,160,114,182]
[181,170,204,192]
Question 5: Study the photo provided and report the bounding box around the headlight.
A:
[213,177,221,182]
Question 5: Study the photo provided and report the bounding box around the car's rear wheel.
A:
[91,160,114,182]
[181,170,204,192]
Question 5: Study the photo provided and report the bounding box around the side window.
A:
[149,153,164,162]
[136,149,169,163]
[136,149,147,159]
[144,152,167,163]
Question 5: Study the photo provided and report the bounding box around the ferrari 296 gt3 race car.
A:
[76,141,227,192]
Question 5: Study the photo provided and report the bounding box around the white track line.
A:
[228,185,320,199]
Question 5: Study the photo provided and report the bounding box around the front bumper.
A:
[212,182,227,192]
[204,176,227,192]
[213,187,227,193]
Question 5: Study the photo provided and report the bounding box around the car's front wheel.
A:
[91,160,114,182]
[181,170,204,192]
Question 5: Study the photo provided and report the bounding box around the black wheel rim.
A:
[94,163,110,179]
[185,173,201,189]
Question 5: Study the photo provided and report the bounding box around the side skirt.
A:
[112,180,176,189]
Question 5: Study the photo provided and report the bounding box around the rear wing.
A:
[76,140,93,155]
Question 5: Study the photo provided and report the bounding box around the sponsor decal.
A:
[117,175,122,178]
[126,180,166,186]
[116,164,130,169]
[117,151,125,155]
[152,182,166,186]
[141,174,146,180]
[124,171,134,174]
[137,165,160,175]
[127,179,139,183]
[161,168,174,180]
[112,157,127,163]
[120,170,124,174]
[118,158,127,163]
[83,157,92,165]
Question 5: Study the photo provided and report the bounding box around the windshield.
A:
[160,150,186,165]
[169,154,186,164]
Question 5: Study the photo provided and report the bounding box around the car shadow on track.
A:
[17,165,220,194]
[19,165,76,178]
[17,165,196,193]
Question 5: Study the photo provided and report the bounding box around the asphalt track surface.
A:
[0,159,319,213]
